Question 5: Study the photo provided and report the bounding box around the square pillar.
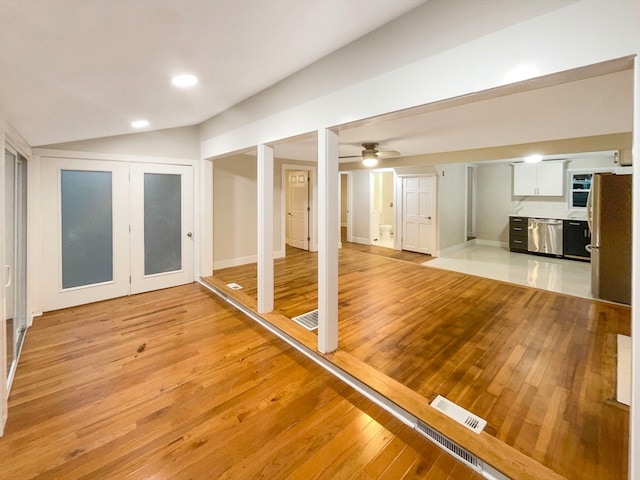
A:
[317,128,339,353]
[257,144,274,314]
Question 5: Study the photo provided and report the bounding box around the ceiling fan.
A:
[339,142,400,167]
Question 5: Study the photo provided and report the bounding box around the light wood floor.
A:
[0,284,482,480]
[207,244,631,480]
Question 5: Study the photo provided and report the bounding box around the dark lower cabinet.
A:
[563,220,591,261]
[509,216,528,252]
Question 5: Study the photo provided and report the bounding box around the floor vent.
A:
[430,395,487,434]
[291,310,318,331]
[225,282,243,290]
[415,420,483,473]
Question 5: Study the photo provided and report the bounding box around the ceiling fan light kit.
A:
[338,142,400,167]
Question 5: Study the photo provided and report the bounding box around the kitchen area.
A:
[507,152,632,306]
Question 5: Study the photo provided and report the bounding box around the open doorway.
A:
[370,170,395,249]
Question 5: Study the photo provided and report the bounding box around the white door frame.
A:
[339,171,353,248]
[397,174,437,254]
[280,163,317,255]
[285,170,310,250]
[35,149,199,312]
[369,168,397,249]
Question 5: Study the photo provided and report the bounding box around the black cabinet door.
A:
[563,220,590,260]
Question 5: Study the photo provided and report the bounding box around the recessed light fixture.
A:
[131,119,149,128]
[524,154,543,164]
[171,74,198,88]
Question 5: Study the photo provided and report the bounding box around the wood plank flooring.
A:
[0,284,482,480]
[207,244,631,480]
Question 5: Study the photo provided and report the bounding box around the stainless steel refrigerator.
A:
[587,173,632,304]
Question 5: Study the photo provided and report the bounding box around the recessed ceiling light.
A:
[171,74,198,88]
[524,154,543,164]
[131,120,149,128]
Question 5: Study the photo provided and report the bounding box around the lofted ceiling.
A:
[0,0,424,147]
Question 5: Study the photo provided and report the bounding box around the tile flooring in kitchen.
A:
[425,242,593,300]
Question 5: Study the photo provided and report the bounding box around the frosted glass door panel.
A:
[61,170,113,289]
[41,159,129,311]
[144,173,182,275]
[130,164,194,295]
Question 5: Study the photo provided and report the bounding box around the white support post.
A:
[317,128,339,353]
[257,144,274,314]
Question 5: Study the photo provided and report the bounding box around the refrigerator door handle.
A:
[586,184,593,234]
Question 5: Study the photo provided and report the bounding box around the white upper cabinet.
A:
[513,161,564,196]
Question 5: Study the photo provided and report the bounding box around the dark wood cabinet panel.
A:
[563,220,591,261]
[509,216,528,252]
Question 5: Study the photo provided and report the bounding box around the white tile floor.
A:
[425,243,593,299]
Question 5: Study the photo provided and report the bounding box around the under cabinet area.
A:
[509,216,528,252]
[563,220,591,261]
[513,161,564,196]
[508,215,591,262]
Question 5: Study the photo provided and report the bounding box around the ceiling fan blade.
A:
[377,150,400,158]
[338,155,363,159]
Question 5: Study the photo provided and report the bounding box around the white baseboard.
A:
[213,254,257,270]
[438,239,476,257]
[351,236,370,245]
[474,238,507,248]
[213,249,287,271]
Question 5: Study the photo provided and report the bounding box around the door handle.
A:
[4,265,11,288]
[187,232,193,238]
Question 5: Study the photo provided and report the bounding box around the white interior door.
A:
[41,159,130,311]
[130,164,194,294]
[402,176,436,254]
[287,170,309,250]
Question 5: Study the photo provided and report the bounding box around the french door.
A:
[41,159,194,311]
[130,163,193,294]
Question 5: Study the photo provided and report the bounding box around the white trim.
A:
[35,148,196,166]
[213,255,257,271]
[475,239,507,248]
[257,144,274,314]
[200,158,213,277]
[437,239,476,257]
[351,236,369,245]
[280,163,317,254]
[629,52,640,480]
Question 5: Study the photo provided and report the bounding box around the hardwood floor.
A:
[207,245,631,480]
[0,284,482,480]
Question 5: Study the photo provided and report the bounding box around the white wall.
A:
[436,163,467,251]
[351,170,370,244]
[201,1,638,159]
[43,126,200,160]
[212,154,257,269]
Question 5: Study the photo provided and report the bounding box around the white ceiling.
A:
[0,0,424,147]
[271,67,633,163]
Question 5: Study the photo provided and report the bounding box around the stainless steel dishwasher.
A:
[527,218,563,256]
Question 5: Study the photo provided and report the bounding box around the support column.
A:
[317,128,339,353]
[257,144,274,314]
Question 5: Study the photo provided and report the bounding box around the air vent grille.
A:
[430,395,487,434]
[415,420,482,472]
[291,309,318,330]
